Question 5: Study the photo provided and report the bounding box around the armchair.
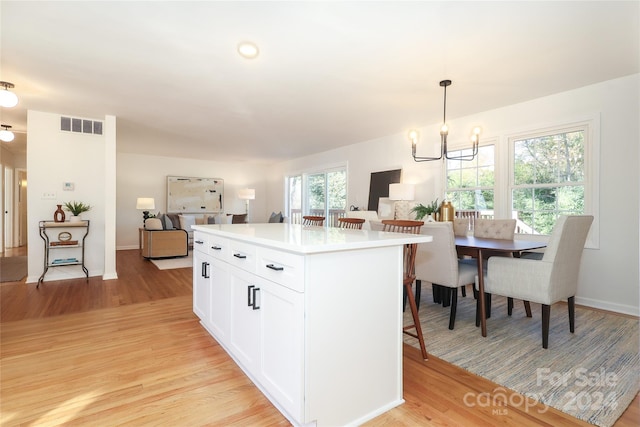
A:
[481,215,593,348]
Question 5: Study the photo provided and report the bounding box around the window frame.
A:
[443,115,599,248]
[285,162,348,225]
[506,116,599,248]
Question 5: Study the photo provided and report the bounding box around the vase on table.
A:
[54,205,65,222]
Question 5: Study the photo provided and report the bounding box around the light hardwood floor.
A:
[1,248,637,426]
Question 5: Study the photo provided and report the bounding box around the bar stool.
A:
[382,219,427,360]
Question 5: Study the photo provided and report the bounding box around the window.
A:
[510,126,587,235]
[445,145,496,215]
[286,166,347,226]
[444,117,598,245]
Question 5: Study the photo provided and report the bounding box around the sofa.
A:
[141,227,188,259]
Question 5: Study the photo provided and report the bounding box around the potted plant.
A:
[411,198,439,221]
[64,201,92,222]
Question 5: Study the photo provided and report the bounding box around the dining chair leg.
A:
[442,288,451,308]
[524,301,532,317]
[542,304,551,349]
[485,293,491,318]
[415,280,422,311]
[461,285,467,297]
[404,281,428,360]
[568,296,575,333]
[432,284,442,304]
[448,289,458,330]
[507,297,514,316]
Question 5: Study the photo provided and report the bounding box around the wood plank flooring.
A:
[1,249,638,426]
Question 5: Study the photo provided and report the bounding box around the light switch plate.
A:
[42,192,56,199]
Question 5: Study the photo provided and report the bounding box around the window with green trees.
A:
[511,127,586,235]
[445,145,495,214]
[286,166,347,225]
[444,120,593,238]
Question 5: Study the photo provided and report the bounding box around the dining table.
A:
[454,236,548,337]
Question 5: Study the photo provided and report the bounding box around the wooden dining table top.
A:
[454,235,547,253]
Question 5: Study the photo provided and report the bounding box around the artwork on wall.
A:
[167,176,224,213]
[367,169,401,212]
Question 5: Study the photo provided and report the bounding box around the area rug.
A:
[0,256,27,282]
[149,253,192,270]
[404,284,639,427]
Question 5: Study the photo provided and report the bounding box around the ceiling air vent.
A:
[60,116,103,135]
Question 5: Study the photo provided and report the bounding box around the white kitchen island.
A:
[191,223,432,427]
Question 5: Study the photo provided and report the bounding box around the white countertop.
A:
[192,223,432,254]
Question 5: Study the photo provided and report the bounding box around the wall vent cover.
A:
[60,116,103,135]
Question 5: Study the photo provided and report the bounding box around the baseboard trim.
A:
[575,296,639,317]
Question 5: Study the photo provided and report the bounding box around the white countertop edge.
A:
[192,223,432,255]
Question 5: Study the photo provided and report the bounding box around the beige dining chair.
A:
[414,222,477,330]
[480,215,593,348]
[472,218,517,316]
[382,219,427,359]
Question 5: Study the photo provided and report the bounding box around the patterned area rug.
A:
[0,256,27,282]
[404,284,639,427]
[149,253,192,270]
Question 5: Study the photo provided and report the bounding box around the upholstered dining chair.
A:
[480,215,593,348]
[302,216,325,226]
[453,217,470,237]
[414,222,477,329]
[337,217,365,229]
[436,217,470,299]
[472,218,517,315]
[382,219,427,359]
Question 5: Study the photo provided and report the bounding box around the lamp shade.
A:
[0,129,14,142]
[0,86,18,108]
[136,197,155,210]
[238,188,256,200]
[388,183,415,201]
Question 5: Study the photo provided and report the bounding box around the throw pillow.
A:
[144,218,163,230]
[166,213,181,229]
[162,214,175,230]
[268,211,283,223]
[207,216,216,224]
[178,214,196,231]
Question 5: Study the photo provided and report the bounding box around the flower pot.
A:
[69,215,82,223]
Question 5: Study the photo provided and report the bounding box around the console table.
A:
[191,223,431,426]
[38,220,89,287]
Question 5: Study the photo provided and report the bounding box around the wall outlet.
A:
[42,192,56,199]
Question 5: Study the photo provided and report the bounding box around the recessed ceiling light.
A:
[237,42,259,59]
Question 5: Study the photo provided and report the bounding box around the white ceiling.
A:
[1,1,638,163]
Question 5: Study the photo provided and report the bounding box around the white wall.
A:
[116,153,270,249]
[26,110,109,282]
[269,74,640,315]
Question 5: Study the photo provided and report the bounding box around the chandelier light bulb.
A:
[0,81,18,108]
[237,42,259,59]
[0,125,15,142]
[440,124,449,135]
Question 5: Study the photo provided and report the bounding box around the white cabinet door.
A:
[193,250,211,324]
[208,257,230,344]
[257,276,304,422]
[228,265,261,374]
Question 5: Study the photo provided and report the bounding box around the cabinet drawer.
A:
[256,247,304,292]
[227,240,257,273]
[208,235,229,260]
[193,231,209,254]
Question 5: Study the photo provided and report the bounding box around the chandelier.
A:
[410,79,481,162]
